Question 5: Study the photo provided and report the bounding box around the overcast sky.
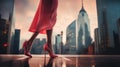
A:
[15,0,98,46]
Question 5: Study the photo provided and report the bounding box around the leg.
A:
[44,29,57,58]
[23,32,39,57]
[26,32,39,51]
[46,29,53,51]
[28,32,39,47]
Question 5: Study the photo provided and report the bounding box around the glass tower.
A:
[76,0,92,54]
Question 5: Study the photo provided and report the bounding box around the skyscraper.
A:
[66,20,76,54]
[0,0,15,54]
[99,9,110,53]
[76,0,92,54]
[94,28,100,54]
[55,34,62,54]
[96,0,120,54]
[12,29,20,54]
[0,15,8,53]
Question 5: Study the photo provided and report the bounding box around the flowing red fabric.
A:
[29,0,58,34]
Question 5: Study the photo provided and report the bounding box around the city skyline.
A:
[15,0,98,45]
[1,0,120,55]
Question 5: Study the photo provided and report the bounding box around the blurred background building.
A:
[12,29,20,54]
[66,20,76,54]
[0,0,15,54]
[96,0,120,54]
[76,0,92,54]
[94,28,100,54]
[55,34,62,54]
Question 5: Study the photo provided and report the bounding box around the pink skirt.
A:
[29,0,58,34]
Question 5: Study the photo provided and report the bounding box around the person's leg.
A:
[28,32,39,47]
[46,29,53,51]
[45,29,57,58]
[23,32,39,57]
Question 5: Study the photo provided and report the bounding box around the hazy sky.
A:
[15,0,98,45]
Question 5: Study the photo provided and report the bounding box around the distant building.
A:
[31,38,41,54]
[55,34,62,54]
[12,29,20,54]
[99,9,110,54]
[66,0,92,54]
[0,0,15,54]
[31,38,46,54]
[94,28,100,54]
[66,20,76,54]
[76,1,92,54]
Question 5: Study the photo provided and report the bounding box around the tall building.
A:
[12,29,20,54]
[94,28,100,54]
[99,9,110,53]
[66,20,76,54]
[0,15,8,53]
[0,0,15,54]
[8,13,15,54]
[76,0,92,54]
[96,0,120,54]
[55,34,62,54]
[96,0,120,47]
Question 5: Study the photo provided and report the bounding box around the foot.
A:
[50,54,58,58]
[23,41,32,58]
[43,44,58,58]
